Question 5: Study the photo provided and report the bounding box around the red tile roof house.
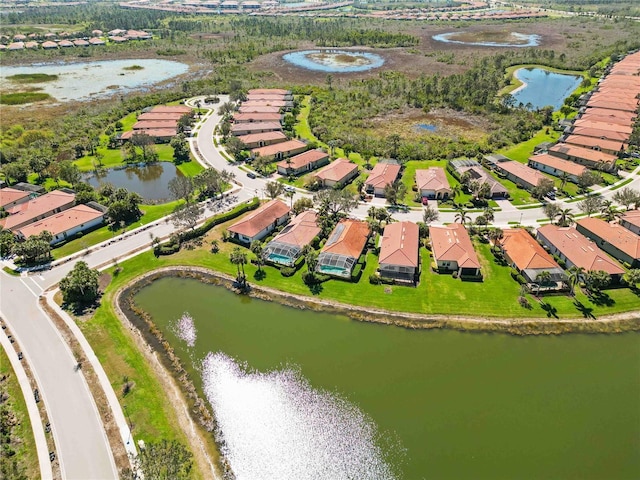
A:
[0,187,32,211]
[429,223,481,278]
[569,126,629,143]
[316,219,370,279]
[548,144,618,172]
[450,160,508,198]
[276,149,329,176]
[620,209,640,236]
[238,105,282,114]
[237,131,287,149]
[251,139,307,162]
[232,112,283,124]
[227,199,291,244]
[527,153,586,183]
[262,210,321,267]
[314,158,359,188]
[576,217,640,268]
[15,205,105,245]
[493,160,549,192]
[536,225,625,283]
[364,162,402,197]
[500,229,566,286]
[0,190,76,232]
[231,121,282,137]
[415,168,451,200]
[137,112,185,121]
[378,221,420,284]
[562,134,626,157]
[248,88,292,96]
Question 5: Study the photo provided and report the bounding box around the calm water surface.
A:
[512,68,582,110]
[432,32,540,47]
[0,59,189,102]
[135,277,640,480]
[84,162,181,202]
[283,50,385,72]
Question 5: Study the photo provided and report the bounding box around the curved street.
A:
[1,94,639,478]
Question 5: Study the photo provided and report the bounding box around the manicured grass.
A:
[294,96,320,145]
[176,160,204,177]
[400,159,468,206]
[3,266,20,276]
[52,201,181,260]
[610,177,634,190]
[497,128,561,164]
[0,347,39,479]
[487,170,535,205]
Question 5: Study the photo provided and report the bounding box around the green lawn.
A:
[400,159,469,206]
[497,128,561,164]
[52,201,181,260]
[0,346,39,480]
[487,170,535,205]
[176,160,204,177]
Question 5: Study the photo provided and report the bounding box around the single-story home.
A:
[242,100,291,110]
[576,217,640,267]
[137,112,185,121]
[0,190,76,232]
[429,223,481,278]
[494,160,548,191]
[364,162,402,197]
[120,129,177,143]
[548,143,618,172]
[378,221,420,283]
[563,134,627,157]
[500,228,566,284]
[238,105,281,114]
[276,149,329,176]
[232,112,283,124]
[568,126,629,144]
[536,224,625,282]
[262,210,320,266]
[415,168,451,200]
[231,121,282,137]
[0,187,32,210]
[248,88,292,97]
[237,131,287,149]
[316,219,370,278]
[227,199,291,244]
[314,158,359,188]
[251,139,307,161]
[15,204,105,245]
[528,153,587,183]
[450,160,508,198]
[620,209,640,235]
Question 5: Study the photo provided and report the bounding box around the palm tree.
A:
[483,206,495,224]
[559,172,570,193]
[600,200,622,222]
[536,270,552,296]
[555,208,574,227]
[543,203,561,224]
[454,205,471,225]
[488,227,504,252]
[567,266,585,296]
[230,247,248,285]
[250,241,264,272]
[450,184,462,205]
[284,190,294,209]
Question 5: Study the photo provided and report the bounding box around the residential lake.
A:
[134,276,640,480]
[512,68,582,111]
[84,162,182,202]
[0,59,189,102]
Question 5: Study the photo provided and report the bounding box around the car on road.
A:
[284,186,295,193]
[246,171,256,179]
[421,197,429,205]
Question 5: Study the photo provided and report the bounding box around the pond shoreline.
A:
[118,266,640,337]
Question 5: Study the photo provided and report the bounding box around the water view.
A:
[512,68,582,110]
[432,32,541,47]
[84,162,182,202]
[0,59,189,102]
[134,276,640,480]
[282,50,385,72]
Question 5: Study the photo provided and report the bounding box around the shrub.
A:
[352,263,363,281]
[280,267,296,277]
[369,274,381,284]
[452,271,458,279]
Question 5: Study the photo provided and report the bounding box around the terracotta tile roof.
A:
[563,135,626,153]
[233,112,282,122]
[133,120,178,130]
[549,144,618,164]
[586,99,638,112]
[496,160,547,187]
[579,112,633,127]
[251,139,306,158]
[620,209,640,229]
[227,199,290,238]
[237,131,287,145]
[276,149,328,170]
[120,128,176,139]
[501,228,560,271]
[528,153,587,177]
[246,94,288,101]
[315,158,358,182]
[320,219,370,258]
[379,221,420,268]
[573,119,633,135]
[583,107,636,122]
[248,89,291,95]
[150,105,191,114]
[537,225,624,275]
[570,126,629,143]
[577,217,640,260]
[0,190,75,231]
[0,188,30,209]
[231,121,282,134]
[268,210,320,248]
[415,167,450,192]
[138,112,185,121]
[365,162,401,189]
[242,100,288,108]
[238,105,281,114]
[16,205,104,239]
[430,223,480,269]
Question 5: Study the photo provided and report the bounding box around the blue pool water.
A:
[267,253,294,266]
[282,50,385,73]
[512,68,582,111]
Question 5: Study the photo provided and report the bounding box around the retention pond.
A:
[511,67,582,111]
[133,276,640,479]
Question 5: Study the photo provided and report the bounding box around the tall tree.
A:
[422,205,439,225]
[170,202,203,231]
[250,241,264,272]
[59,261,100,310]
[454,205,471,225]
[230,247,248,285]
[555,208,575,227]
[168,176,194,202]
[543,203,561,223]
[265,181,284,199]
[567,266,585,296]
[613,187,640,210]
[577,195,603,217]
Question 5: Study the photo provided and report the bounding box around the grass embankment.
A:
[52,201,181,260]
[0,92,51,105]
[0,347,39,479]
[7,73,58,83]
